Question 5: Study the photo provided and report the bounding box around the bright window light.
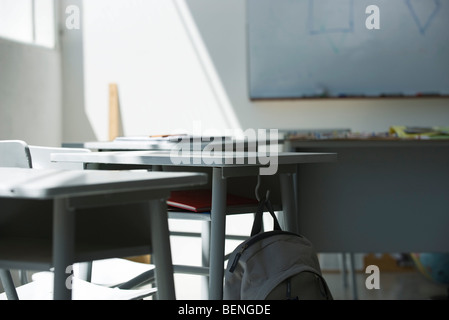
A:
[0,0,33,43]
[34,0,55,47]
[0,0,55,48]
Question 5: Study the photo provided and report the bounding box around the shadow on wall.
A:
[61,0,97,144]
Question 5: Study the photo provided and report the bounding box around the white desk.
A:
[83,140,203,151]
[51,150,337,299]
[0,168,207,300]
[65,136,283,154]
[284,138,449,253]
[79,137,258,151]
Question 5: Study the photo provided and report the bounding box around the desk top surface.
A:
[286,138,449,148]
[0,168,207,199]
[80,137,282,151]
[51,150,337,167]
[84,140,208,151]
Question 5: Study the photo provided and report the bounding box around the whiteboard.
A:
[248,0,449,99]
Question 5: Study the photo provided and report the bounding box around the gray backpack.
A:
[223,198,333,300]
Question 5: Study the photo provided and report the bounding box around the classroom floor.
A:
[168,218,449,300]
[1,260,447,300]
[1,215,447,300]
[172,270,449,300]
[325,271,448,300]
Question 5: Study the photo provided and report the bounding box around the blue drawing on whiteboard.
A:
[405,0,441,34]
[308,0,354,35]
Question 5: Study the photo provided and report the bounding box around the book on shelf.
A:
[167,189,258,213]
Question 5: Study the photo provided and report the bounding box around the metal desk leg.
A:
[209,167,227,300]
[279,172,298,233]
[53,197,75,300]
[149,199,176,300]
[201,220,211,299]
[0,269,19,300]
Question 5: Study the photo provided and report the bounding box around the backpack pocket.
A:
[265,271,333,300]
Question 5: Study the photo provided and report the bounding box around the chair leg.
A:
[341,253,348,288]
[19,269,29,285]
[0,269,19,300]
[349,253,358,300]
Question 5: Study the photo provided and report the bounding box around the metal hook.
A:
[255,175,270,202]
[255,175,261,202]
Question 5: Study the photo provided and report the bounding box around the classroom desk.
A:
[284,138,449,253]
[0,168,207,300]
[67,137,282,153]
[82,139,212,151]
[51,150,337,300]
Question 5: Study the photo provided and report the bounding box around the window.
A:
[0,0,55,48]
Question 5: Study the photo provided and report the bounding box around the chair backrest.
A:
[28,145,91,170]
[0,140,32,168]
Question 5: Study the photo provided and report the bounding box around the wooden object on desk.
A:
[109,83,120,141]
[109,84,145,262]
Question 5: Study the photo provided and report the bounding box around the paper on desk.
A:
[389,126,449,139]
[114,134,188,142]
[115,135,234,143]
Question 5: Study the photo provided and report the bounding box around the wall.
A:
[0,31,62,294]
[60,0,97,144]
[185,0,449,133]
[78,0,241,142]
[0,38,62,146]
[69,0,449,144]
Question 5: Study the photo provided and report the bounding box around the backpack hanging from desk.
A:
[224,196,333,300]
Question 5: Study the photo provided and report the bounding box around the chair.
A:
[29,144,158,285]
[28,145,90,170]
[0,140,33,298]
[0,140,158,300]
[0,271,157,300]
[0,140,32,168]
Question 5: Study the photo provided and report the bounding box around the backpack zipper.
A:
[229,244,248,272]
[228,230,301,273]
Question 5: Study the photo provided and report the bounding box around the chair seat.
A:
[30,258,157,291]
[1,270,157,300]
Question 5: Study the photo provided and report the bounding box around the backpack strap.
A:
[250,196,282,236]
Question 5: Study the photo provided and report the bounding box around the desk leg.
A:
[201,221,211,299]
[149,199,176,300]
[53,198,74,300]
[209,167,227,300]
[279,172,298,234]
[0,269,19,300]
